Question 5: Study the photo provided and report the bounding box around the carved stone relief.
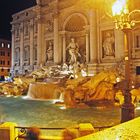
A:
[45,20,53,33]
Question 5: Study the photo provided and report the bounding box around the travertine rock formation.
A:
[64,70,118,107]
[0,77,35,96]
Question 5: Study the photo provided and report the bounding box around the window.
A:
[136,66,140,75]
[8,52,10,56]
[1,43,4,47]
[1,68,4,72]
[8,61,10,65]
[8,44,10,48]
[24,46,29,61]
[15,47,20,61]
[34,47,37,60]
[3,61,5,65]
[16,28,19,37]
[7,69,10,72]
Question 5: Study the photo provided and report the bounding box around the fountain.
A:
[27,82,64,100]
[1,64,140,107]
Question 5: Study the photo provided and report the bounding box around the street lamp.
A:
[112,0,140,123]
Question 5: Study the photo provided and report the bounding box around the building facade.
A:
[0,39,11,79]
[11,0,140,80]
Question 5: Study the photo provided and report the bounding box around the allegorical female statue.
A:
[67,38,81,64]
[46,41,53,61]
[103,32,115,57]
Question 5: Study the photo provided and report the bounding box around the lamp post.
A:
[112,0,140,123]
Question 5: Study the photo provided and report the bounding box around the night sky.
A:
[0,0,36,40]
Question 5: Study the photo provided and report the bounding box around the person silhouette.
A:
[26,127,40,140]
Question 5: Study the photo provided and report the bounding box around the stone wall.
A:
[11,0,140,81]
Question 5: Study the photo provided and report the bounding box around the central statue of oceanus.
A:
[67,38,81,64]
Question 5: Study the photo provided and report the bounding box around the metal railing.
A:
[14,125,114,140]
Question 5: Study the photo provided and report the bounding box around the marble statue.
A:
[103,32,115,57]
[46,41,53,61]
[67,38,81,64]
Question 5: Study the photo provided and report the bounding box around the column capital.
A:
[83,25,90,34]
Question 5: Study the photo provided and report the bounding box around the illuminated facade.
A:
[0,39,11,78]
[11,0,140,79]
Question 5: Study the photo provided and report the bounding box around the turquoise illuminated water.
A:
[0,96,139,129]
[0,96,120,128]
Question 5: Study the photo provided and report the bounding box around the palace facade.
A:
[0,39,11,78]
[11,0,140,80]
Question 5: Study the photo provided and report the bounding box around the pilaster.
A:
[11,27,15,70]
[53,11,59,64]
[85,25,90,63]
[29,19,34,67]
[89,9,97,63]
[19,23,24,72]
[37,17,42,66]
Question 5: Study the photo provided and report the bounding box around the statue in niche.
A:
[102,31,115,57]
[67,38,81,64]
[46,41,53,61]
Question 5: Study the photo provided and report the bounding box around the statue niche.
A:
[64,13,87,64]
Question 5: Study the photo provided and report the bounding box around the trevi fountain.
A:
[0,63,140,138]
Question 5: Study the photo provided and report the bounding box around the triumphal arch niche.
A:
[62,13,88,65]
[38,0,97,65]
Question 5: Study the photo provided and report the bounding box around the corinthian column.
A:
[37,19,42,66]
[85,25,90,63]
[30,19,34,68]
[20,23,24,72]
[53,11,59,64]
[11,27,15,70]
[62,32,66,63]
[89,9,97,63]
